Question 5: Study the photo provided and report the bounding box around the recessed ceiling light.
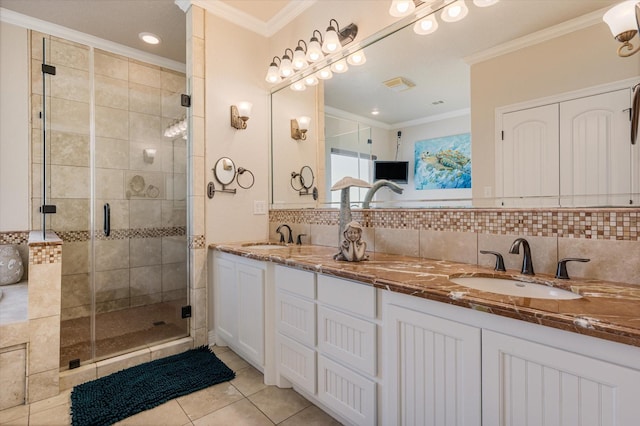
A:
[139,32,161,45]
[371,109,380,115]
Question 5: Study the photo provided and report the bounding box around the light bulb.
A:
[306,36,323,62]
[322,25,341,53]
[292,46,307,70]
[316,68,333,80]
[304,75,319,86]
[473,0,499,6]
[330,59,349,73]
[347,50,367,66]
[441,0,469,22]
[414,14,439,35]
[290,81,306,91]
[389,0,416,17]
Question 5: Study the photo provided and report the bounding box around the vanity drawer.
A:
[318,354,376,426]
[317,306,376,376]
[276,291,316,347]
[275,265,315,299]
[277,333,316,395]
[317,274,376,319]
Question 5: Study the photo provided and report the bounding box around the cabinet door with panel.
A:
[213,253,265,368]
[482,330,640,426]
[384,304,482,426]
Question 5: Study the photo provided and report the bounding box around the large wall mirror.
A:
[270,0,639,209]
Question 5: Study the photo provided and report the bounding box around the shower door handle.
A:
[103,203,111,236]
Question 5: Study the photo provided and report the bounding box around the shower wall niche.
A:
[31,31,189,368]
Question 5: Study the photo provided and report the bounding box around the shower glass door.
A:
[36,31,190,369]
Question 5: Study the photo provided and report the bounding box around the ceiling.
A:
[0,0,623,126]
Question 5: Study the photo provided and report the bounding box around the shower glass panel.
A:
[30,32,189,369]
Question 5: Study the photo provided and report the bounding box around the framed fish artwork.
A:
[414,133,471,190]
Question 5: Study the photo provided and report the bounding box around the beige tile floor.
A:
[0,346,342,426]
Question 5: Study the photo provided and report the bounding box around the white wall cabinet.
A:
[498,85,636,207]
[213,252,265,369]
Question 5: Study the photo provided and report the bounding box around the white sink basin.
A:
[450,277,582,300]
[241,243,287,249]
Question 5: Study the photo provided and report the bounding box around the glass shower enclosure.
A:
[34,32,189,369]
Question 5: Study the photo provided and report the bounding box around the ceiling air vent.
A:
[383,77,416,92]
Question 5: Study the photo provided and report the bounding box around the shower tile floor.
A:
[0,346,343,426]
[60,301,188,369]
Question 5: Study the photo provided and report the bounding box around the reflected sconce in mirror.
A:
[143,148,156,164]
[291,116,311,140]
[603,0,640,57]
[230,102,252,129]
[441,0,469,23]
[389,0,416,17]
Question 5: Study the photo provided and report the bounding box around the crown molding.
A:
[464,7,609,65]
[391,108,470,129]
[0,8,185,72]
[191,0,316,37]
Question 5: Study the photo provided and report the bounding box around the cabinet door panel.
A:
[276,291,315,347]
[214,256,237,344]
[236,263,264,365]
[501,104,560,206]
[317,305,376,376]
[384,304,481,426]
[318,354,376,426]
[560,89,631,206]
[482,330,640,426]
[277,333,316,395]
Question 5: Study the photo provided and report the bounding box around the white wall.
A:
[0,22,30,232]
[204,13,270,243]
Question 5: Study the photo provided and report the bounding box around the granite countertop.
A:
[209,242,640,348]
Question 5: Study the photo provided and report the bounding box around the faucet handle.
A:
[555,257,590,280]
[480,250,506,272]
[296,234,307,245]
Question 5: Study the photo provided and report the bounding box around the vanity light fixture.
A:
[304,75,319,86]
[330,58,349,73]
[279,48,294,77]
[291,116,311,140]
[230,102,252,130]
[306,30,324,62]
[290,81,306,91]
[265,57,281,83]
[164,116,187,138]
[347,50,367,65]
[389,0,416,17]
[139,32,161,45]
[292,40,308,70]
[316,68,333,80]
[441,0,469,23]
[414,14,439,35]
[603,0,640,57]
[473,0,499,6]
[322,19,342,53]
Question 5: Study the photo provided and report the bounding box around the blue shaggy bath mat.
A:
[70,345,235,426]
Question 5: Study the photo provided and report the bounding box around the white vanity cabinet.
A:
[482,330,640,426]
[275,265,378,426]
[382,291,640,426]
[213,252,266,369]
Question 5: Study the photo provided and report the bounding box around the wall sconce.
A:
[143,148,156,164]
[603,0,640,57]
[291,116,311,140]
[230,102,252,130]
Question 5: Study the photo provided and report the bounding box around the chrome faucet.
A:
[276,224,293,244]
[509,238,535,275]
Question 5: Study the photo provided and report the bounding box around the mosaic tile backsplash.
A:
[270,208,639,241]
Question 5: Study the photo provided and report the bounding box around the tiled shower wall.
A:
[30,32,187,321]
[270,208,640,286]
